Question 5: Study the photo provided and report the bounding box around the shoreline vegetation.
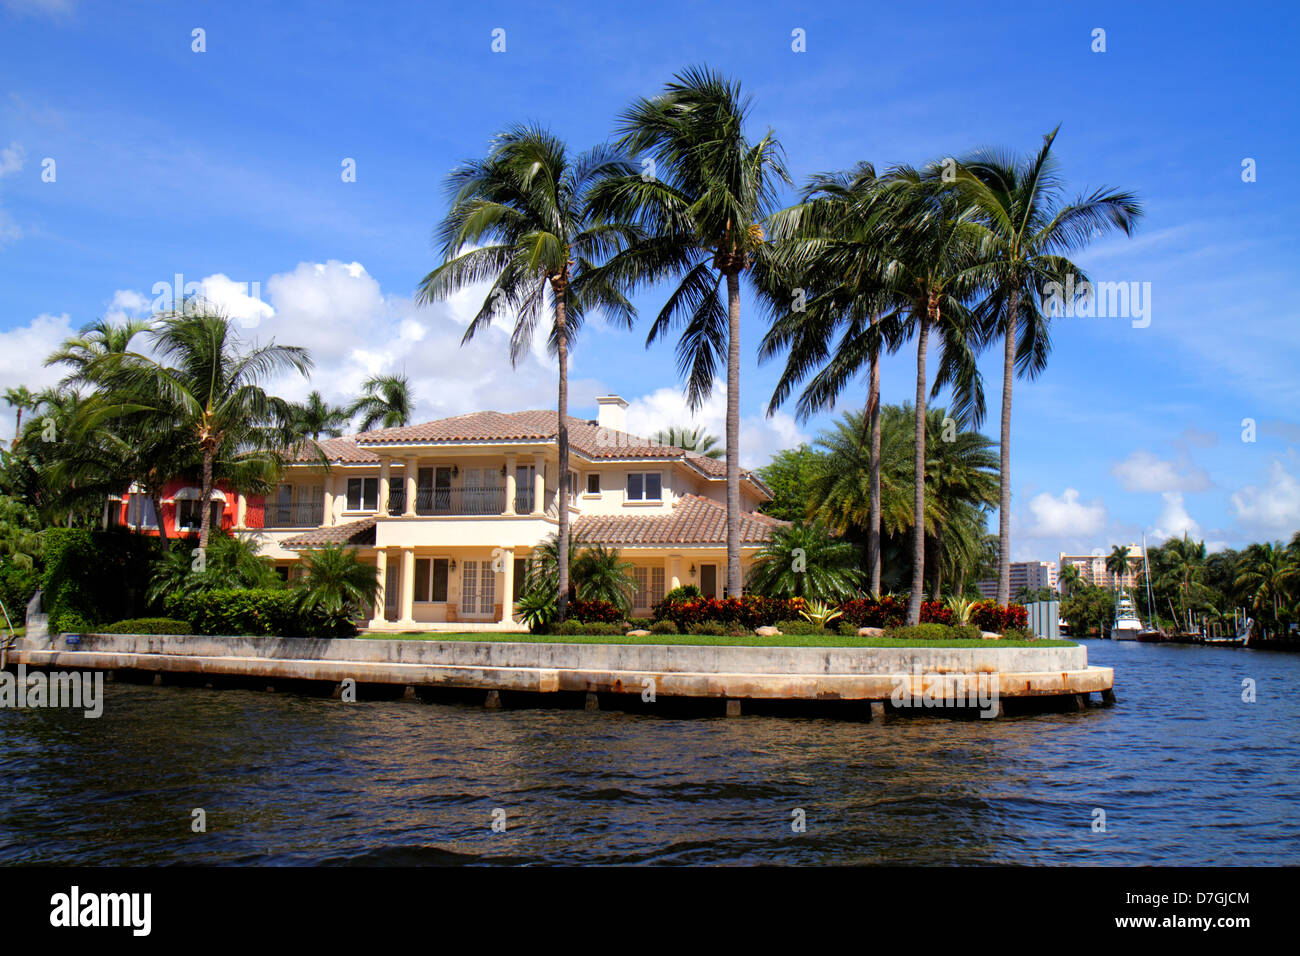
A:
[361,631,1071,648]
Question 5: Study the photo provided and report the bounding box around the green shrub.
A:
[42,528,162,633]
[170,588,355,638]
[0,561,40,622]
[882,623,954,641]
[950,624,982,641]
[774,618,829,636]
[625,617,654,630]
[687,622,730,636]
[1002,627,1036,641]
[649,620,677,635]
[548,620,624,636]
[101,617,194,635]
[837,621,860,637]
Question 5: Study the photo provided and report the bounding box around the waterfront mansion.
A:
[109,396,783,631]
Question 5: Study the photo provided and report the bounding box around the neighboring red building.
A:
[104,479,249,537]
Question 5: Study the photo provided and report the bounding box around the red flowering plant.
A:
[969,601,1028,632]
[839,595,908,628]
[566,598,623,623]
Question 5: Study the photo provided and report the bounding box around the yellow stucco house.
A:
[231,396,783,631]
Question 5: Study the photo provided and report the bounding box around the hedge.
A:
[652,595,807,630]
[101,617,194,635]
[42,528,162,633]
[168,588,356,638]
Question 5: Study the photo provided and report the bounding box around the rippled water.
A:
[1,640,1297,865]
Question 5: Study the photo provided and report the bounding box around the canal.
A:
[1,639,1296,865]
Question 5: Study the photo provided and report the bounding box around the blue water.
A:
[1,640,1296,865]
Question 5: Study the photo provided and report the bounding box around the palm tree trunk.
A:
[908,309,931,626]
[930,528,943,601]
[150,489,168,542]
[555,286,570,622]
[725,269,742,598]
[996,290,1018,606]
[199,449,214,550]
[868,312,882,595]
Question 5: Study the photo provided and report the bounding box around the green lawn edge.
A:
[360,631,1074,648]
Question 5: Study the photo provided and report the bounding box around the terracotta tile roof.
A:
[288,437,379,464]
[281,517,377,549]
[572,495,787,546]
[350,409,769,492]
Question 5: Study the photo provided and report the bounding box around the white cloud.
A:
[0,142,24,176]
[1022,487,1108,539]
[1229,458,1300,538]
[1111,449,1210,493]
[621,379,808,469]
[0,312,76,443]
[196,274,274,330]
[1151,491,1200,541]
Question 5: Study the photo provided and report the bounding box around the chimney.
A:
[595,395,629,434]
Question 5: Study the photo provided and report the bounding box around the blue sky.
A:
[1,0,1297,561]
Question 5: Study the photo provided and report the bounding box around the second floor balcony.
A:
[387,485,525,517]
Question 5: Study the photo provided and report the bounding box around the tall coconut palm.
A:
[875,168,987,624]
[759,163,906,595]
[590,66,790,599]
[293,390,352,440]
[83,308,312,549]
[921,406,999,599]
[3,386,35,450]
[651,425,723,458]
[1105,545,1135,596]
[1058,563,1082,597]
[1155,532,1208,624]
[955,128,1143,605]
[347,374,413,432]
[417,124,638,621]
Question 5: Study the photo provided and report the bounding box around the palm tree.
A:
[571,544,637,613]
[590,65,790,600]
[293,390,351,440]
[3,386,35,450]
[1058,563,1082,597]
[651,425,723,458]
[955,129,1143,605]
[1105,545,1134,596]
[876,168,987,624]
[1234,541,1299,636]
[294,544,382,618]
[746,519,863,602]
[759,163,905,595]
[1155,533,1208,625]
[921,406,999,599]
[347,374,413,432]
[45,317,151,386]
[83,306,312,549]
[417,124,638,622]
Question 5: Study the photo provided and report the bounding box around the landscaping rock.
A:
[858,627,885,638]
[625,629,652,637]
[980,631,1002,640]
[755,625,782,637]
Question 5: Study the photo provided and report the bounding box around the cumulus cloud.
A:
[621,380,808,469]
[1151,491,1201,541]
[1022,488,1108,539]
[1229,458,1300,538]
[0,311,76,442]
[1111,449,1210,493]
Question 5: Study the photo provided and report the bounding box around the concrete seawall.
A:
[11,632,1114,717]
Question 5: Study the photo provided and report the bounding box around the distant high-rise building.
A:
[1057,545,1145,593]
[977,561,1058,600]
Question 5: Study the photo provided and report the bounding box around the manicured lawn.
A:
[362,631,1073,648]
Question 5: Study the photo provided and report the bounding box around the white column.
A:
[404,458,418,516]
[322,479,335,528]
[498,547,515,626]
[235,493,247,530]
[504,454,517,515]
[370,549,388,627]
[532,453,545,516]
[398,547,415,625]
[378,457,390,515]
[669,555,682,591]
